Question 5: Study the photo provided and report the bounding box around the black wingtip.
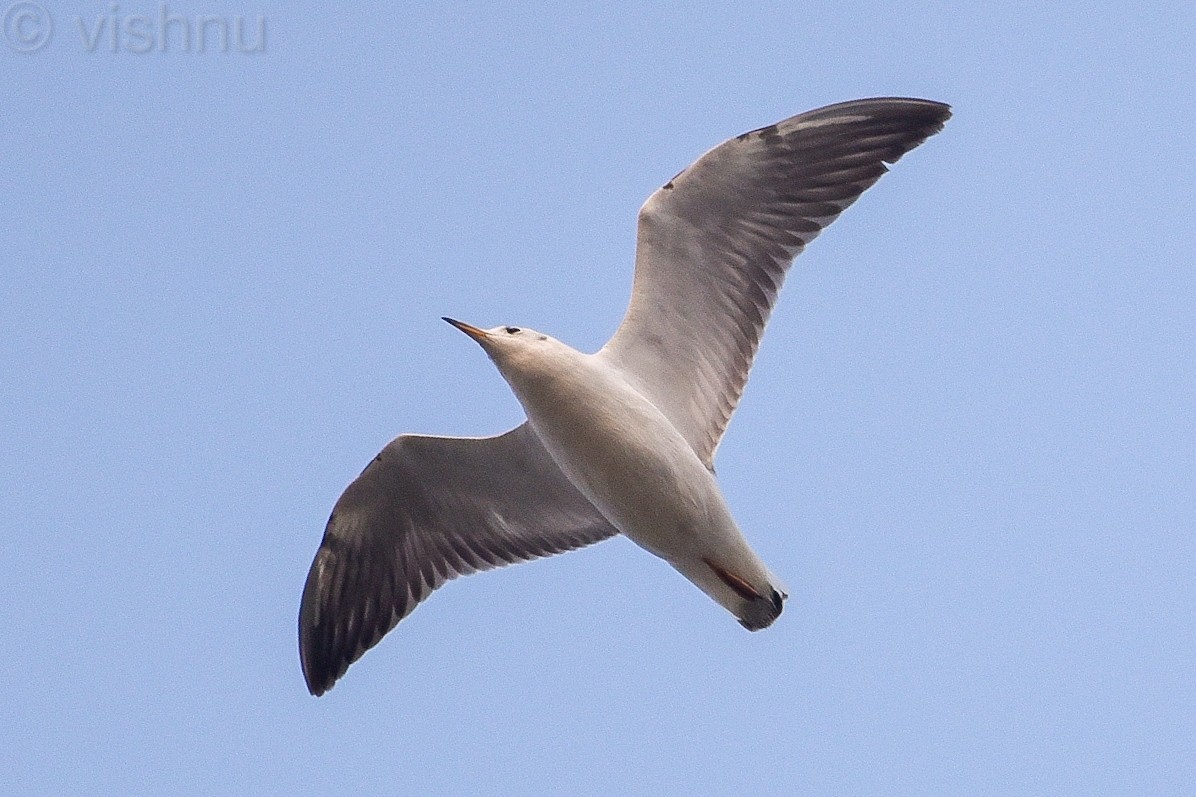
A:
[298,542,350,697]
[299,631,335,697]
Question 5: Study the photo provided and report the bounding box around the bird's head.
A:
[441,317,566,380]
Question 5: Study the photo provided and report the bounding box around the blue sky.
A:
[3,1,1193,794]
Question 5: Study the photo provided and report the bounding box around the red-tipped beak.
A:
[442,317,489,342]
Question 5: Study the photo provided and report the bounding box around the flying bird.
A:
[299,97,951,695]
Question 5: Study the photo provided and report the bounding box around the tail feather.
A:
[737,586,786,631]
[700,555,787,630]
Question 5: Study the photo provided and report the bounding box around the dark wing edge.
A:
[299,423,617,695]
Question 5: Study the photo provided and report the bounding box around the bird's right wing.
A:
[299,422,617,695]
[599,98,951,468]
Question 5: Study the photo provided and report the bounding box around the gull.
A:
[299,97,951,695]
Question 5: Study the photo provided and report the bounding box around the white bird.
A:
[300,97,951,695]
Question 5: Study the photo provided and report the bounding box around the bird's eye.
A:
[504,326,521,335]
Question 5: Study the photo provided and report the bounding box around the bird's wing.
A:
[598,98,951,467]
[299,422,617,695]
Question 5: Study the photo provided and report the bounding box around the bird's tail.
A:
[696,556,787,631]
[735,585,786,631]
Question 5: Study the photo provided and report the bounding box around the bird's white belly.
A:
[514,365,734,562]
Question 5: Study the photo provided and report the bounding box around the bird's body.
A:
[300,97,951,695]
[486,332,785,628]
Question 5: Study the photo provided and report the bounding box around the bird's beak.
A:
[442,317,489,342]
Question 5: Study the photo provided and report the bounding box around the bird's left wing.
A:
[299,422,617,695]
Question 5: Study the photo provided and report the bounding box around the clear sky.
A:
[3,1,1193,794]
